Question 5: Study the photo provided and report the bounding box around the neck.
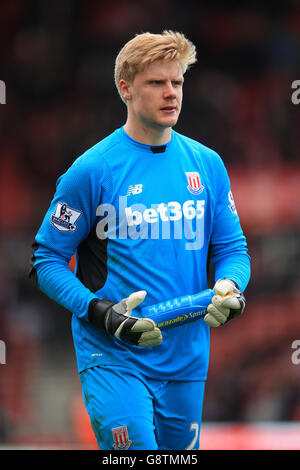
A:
[124,119,172,146]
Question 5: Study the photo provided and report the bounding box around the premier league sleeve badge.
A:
[50,202,82,232]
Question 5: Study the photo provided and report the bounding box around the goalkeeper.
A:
[30,31,250,450]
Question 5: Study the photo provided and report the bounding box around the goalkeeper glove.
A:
[89,290,162,347]
[204,278,245,327]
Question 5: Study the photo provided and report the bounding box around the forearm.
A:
[34,257,98,322]
[31,248,162,347]
[213,250,251,292]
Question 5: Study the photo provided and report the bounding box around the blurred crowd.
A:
[0,0,299,447]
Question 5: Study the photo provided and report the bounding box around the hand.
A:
[204,279,245,327]
[90,291,163,347]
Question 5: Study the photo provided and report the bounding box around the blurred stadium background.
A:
[0,0,300,450]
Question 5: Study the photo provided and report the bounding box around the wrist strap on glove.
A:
[88,298,114,328]
[225,279,245,322]
[88,295,162,347]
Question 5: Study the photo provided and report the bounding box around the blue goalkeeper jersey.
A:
[31,126,250,380]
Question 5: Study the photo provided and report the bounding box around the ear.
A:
[119,79,132,101]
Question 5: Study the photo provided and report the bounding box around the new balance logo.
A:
[126,184,143,196]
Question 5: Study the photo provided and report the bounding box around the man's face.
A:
[124,60,184,131]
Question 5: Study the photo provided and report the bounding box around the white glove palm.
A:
[106,291,163,347]
[204,279,245,327]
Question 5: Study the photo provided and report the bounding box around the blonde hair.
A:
[114,30,197,102]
